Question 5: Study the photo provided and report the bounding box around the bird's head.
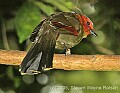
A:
[75,14,98,37]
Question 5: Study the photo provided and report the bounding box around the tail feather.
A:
[19,30,57,75]
[25,52,43,74]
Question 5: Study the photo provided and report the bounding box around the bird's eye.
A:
[86,22,90,25]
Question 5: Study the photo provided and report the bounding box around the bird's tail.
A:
[19,31,56,75]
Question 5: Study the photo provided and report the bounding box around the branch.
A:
[0,49,120,71]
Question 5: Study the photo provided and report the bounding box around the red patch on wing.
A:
[51,21,79,36]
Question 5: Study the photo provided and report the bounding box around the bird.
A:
[19,12,98,75]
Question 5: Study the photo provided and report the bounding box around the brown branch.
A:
[0,49,120,71]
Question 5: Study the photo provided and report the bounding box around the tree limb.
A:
[0,49,120,71]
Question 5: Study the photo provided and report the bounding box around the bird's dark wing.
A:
[19,20,59,75]
[50,12,80,36]
[29,20,45,42]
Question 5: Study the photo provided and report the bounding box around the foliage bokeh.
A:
[0,0,120,93]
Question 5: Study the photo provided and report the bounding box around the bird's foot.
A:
[65,49,71,55]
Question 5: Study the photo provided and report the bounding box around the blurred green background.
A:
[0,0,120,93]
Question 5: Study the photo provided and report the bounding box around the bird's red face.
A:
[75,14,98,37]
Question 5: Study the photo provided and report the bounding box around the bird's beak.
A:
[90,30,98,37]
